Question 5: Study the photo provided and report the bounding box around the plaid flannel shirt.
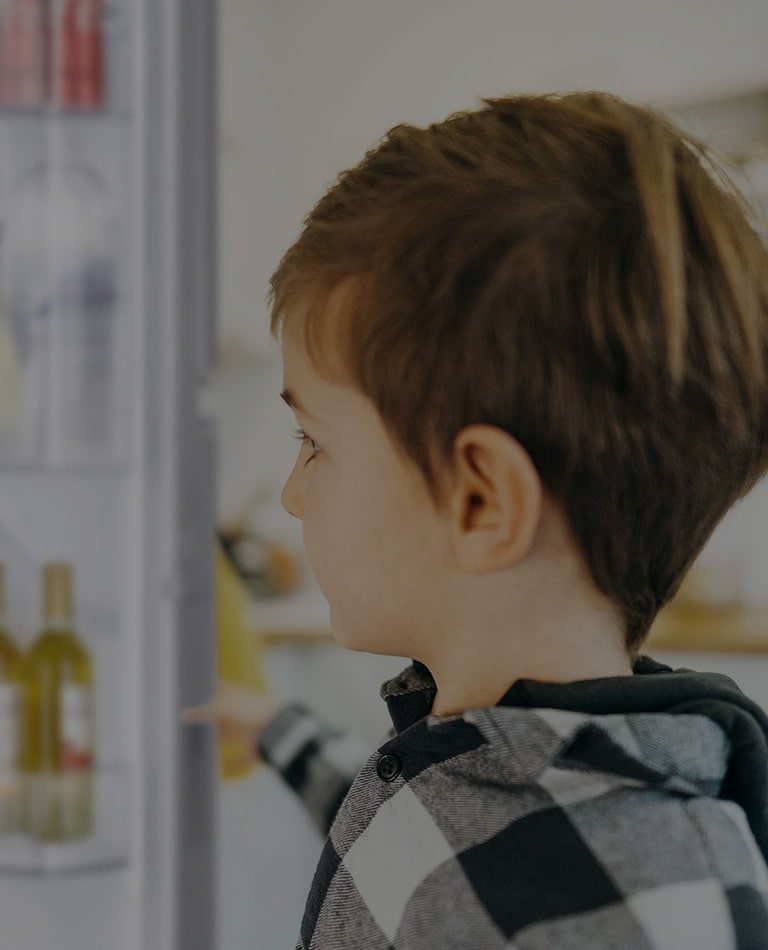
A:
[259,657,768,949]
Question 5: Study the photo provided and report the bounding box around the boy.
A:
[191,92,768,948]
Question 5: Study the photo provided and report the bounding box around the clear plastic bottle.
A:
[3,169,49,466]
[9,160,119,468]
[0,223,25,460]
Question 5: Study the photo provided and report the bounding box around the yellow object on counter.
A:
[216,543,267,781]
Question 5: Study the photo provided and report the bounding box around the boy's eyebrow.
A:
[280,388,310,416]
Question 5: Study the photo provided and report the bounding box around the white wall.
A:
[218,0,768,358]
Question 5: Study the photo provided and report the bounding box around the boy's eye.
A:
[293,427,320,458]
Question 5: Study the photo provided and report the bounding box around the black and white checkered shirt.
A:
[259,657,768,949]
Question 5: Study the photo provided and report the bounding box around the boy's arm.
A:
[258,703,369,836]
[182,683,367,837]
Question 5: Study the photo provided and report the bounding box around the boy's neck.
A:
[427,618,632,717]
[424,506,633,717]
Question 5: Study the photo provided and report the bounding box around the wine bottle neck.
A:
[43,617,73,633]
[42,563,74,630]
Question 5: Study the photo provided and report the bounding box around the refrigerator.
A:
[0,1,218,948]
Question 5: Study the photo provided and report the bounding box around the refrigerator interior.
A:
[0,2,218,949]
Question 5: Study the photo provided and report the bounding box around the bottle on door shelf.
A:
[74,0,103,108]
[0,0,18,107]
[0,0,105,110]
[51,0,78,108]
[0,563,23,835]
[0,0,48,109]
[52,0,104,110]
[21,561,95,842]
[10,160,120,468]
[0,221,26,462]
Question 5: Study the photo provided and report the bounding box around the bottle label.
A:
[0,683,20,770]
[60,684,94,772]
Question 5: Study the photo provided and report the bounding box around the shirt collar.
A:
[379,661,437,733]
[380,656,679,734]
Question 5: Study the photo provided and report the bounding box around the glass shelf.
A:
[0,106,133,125]
[0,765,129,875]
[0,459,132,477]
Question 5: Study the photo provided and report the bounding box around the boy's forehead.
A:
[281,276,359,336]
[280,328,349,412]
[281,333,388,441]
[280,279,360,384]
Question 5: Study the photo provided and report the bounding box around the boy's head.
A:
[270,91,768,658]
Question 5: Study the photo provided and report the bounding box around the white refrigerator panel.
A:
[0,0,218,948]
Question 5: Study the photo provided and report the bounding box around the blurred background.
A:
[0,1,767,948]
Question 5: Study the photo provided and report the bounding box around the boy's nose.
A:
[281,462,305,520]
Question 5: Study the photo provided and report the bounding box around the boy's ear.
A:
[448,425,543,573]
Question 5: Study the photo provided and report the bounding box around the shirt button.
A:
[376,753,401,782]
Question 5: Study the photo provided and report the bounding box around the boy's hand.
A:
[182,682,280,763]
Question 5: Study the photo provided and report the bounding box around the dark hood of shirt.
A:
[380,655,768,864]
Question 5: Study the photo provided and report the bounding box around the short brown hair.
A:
[270,91,768,656]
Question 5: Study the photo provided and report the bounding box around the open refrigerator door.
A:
[0,1,218,949]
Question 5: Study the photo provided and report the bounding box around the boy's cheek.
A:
[299,511,328,574]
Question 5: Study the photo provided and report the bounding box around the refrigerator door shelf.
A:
[0,762,129,874]
[0,460,133,476]
[0,0,130,118]
[0,106,133,122]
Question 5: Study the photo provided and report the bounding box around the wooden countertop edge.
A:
[259,628,336,647]
[257,607,768,655]
[647,605,768,654]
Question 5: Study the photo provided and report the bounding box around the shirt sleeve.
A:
[257,703,369,837]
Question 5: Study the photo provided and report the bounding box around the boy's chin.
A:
[330,623,378,654]
[329,612,406,657]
